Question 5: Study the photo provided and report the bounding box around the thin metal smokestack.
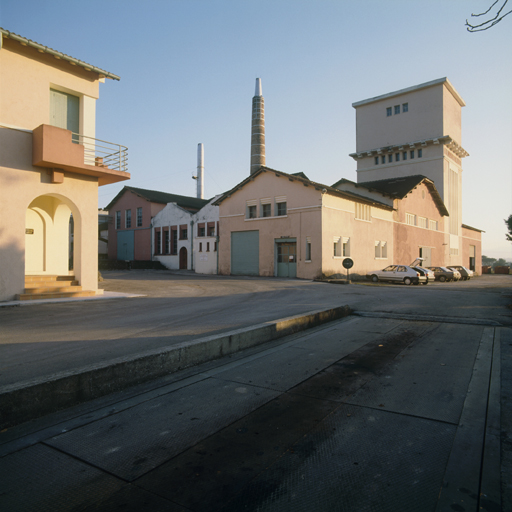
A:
[197,143,204,199]
[250,78,265,175]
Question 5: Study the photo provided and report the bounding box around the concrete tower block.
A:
[250,78,265,175]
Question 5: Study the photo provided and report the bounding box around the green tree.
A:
[493,258,509,268]
[482,255,496,266]
[506,214,512,242]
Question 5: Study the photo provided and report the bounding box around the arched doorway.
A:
[179,247,188,269]
[25,195,78,276]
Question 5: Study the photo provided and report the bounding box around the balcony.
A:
[32,124,130,186]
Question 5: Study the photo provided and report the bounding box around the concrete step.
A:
[23,285,83,294]
[15,290,97,301]
[25,275,75,282]
[24,281,79,289]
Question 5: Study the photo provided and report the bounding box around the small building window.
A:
[388,154,393,163]
[394,105,400,115]
[277,202,287,216]
[381,155,386,164]
[164,230,170,254]
[418,216,427,229]
[206,242,210,252]
[247,205,257,219]
[355,203,371,221]
[180,227,188,240]
[429,219,438,231]
[155,230,161,255]
[208,225,215,236]
[418,148,423,158]
[402,103,408,113]
[125,209,131,228]
[386,107,392,117]
[374,156,379,165]
[136,207,143,227]
[395,153,400,162]
[410,150,415,159]
[343,237,350,257]
[262,203,271,217]
[214,241,217,252]
[375,241,387,259]
[198,226,205,237]
[171,228,178,254]
[333,237,341,257]
[305,237,311,261]
[402,151,407,161]
[199,242,202,252]
[406,213,416,226]
[115,211,121,229]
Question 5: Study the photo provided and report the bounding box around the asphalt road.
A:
[0,271,510,388]
[0,272,511,511]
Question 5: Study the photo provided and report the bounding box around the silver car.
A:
[428,266,461,282]
[449,266,473,280]
[367,265,426,285]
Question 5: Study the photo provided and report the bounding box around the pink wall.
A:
[462,226,482,275]
[107,189,165,260]
[393,182,446,265]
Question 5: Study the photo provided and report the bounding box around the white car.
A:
[367,265,426,285]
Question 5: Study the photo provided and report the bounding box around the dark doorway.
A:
[179,247,188,269]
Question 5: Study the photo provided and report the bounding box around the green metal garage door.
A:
[231,231,259,276]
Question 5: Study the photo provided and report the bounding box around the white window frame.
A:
[333,236,341,258]
[343,237,350,257]
[406,213,416,226]
[355,203,371,222]
[418,216,427,229]
[305,236,311,262]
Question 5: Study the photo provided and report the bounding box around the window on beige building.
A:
[333,237,341,257]
[305,237,311,261]
[418,217,427,229]
[343,237,350,257]
[375,241,388,259]
[355,203,371,221]
[406,213,416,226]
[429,219,438,231]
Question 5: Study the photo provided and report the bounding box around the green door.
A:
[231,231,259,276]
[276,240,297,278]
[50,89,79,142]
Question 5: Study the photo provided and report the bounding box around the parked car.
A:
[449,266,473,280]
[412,266,434,284]
[427,266,461,282]
[367,265,426,285]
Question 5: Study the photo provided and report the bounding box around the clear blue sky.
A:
[1,0,511,259]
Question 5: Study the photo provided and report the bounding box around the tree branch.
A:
[466,0,511,31]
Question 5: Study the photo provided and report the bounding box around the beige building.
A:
[351,77,469,268]
[215,167,451,280]
[215,77,481,280]
[0,28,129,301]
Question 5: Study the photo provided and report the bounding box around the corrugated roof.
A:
[106,186,210,212]
[0,27,120,81]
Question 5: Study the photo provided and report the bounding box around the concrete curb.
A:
[0,305,351,429]
[353,310,503,326]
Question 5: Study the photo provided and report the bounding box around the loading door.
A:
[231,231,259,276]
[117,230,134,260]
[276,239,297,278]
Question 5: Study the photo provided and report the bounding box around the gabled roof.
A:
[213,166,393,210]
[0,28,120,81]
[106,186,210,212]
[462,224,485,233]
[353,175,449,216]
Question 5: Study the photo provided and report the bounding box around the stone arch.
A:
[25,194,81,278]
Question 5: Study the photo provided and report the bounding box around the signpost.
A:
[342,258,354,284]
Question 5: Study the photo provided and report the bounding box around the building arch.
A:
[25,193,81,279]
[179,246,188,269]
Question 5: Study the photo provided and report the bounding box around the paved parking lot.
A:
[0,272,510,511]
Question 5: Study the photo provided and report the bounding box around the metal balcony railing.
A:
[73,133,128,172]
